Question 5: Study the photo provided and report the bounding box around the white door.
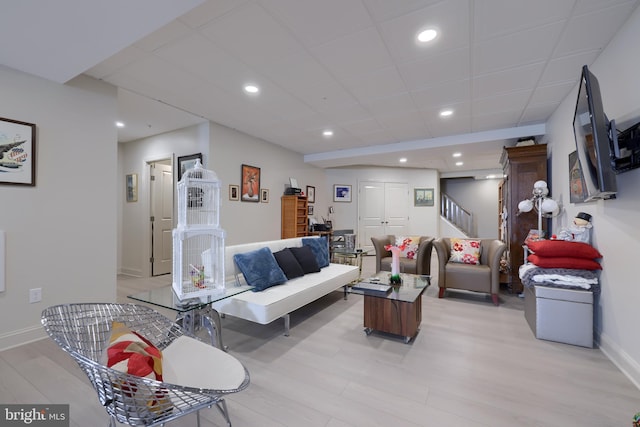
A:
[151,162,173,276]
[358,181,409,251]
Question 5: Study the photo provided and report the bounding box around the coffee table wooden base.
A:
[363,293,422,343]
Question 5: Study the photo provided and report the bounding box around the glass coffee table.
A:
[349,273,431,343]
[332,247,369,281]
[128,284,252,350]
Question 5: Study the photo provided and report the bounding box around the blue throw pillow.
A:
[233,247,288,291]
[302,237,329,268]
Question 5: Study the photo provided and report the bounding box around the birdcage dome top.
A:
[181,159,219,182]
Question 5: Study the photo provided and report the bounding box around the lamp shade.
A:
[541,198,559,213]
[518,199,534,213]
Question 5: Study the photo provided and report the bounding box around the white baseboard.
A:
[599,332,640,391]
[0,325,47,352]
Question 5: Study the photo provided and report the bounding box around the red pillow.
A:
[528,254,602,270]
[526,240,602,259]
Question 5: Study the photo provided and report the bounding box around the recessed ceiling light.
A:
[115,121,125,128]
[399,158,408,163]
[244,84,259,94]
[323,130,334,137]
[486,174,497,179]
[456,161,464,166]
[440,109,453,117]
[452,152,461,157]
[417,28,438,43]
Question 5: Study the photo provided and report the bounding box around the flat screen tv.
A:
[572,65,618,201]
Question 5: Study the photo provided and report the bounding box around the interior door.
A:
[151,162,173,276]
[358,181,409,251]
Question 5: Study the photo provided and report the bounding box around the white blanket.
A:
[519,263,599,290]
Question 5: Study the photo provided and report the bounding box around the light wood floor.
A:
[2,255,639,426]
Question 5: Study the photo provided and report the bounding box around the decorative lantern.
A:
[172,159,225,299]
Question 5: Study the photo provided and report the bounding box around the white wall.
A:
[325,167,440,245]
[209,122,327,245]
[544,7,640,388]
[0,68,117,350]
[118,123,208,276]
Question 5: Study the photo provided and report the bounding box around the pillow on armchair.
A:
[395,236,420,260]
[448,238,482,265]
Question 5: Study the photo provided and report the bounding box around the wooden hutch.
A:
[500,144,548,293]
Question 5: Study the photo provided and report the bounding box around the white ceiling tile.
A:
[554,3,637,56]
[473,90,532,116]
[294,82,359,113]
[412,80,471,112]
[472,62,545,99]
[474,22,565,75]
[364,93,418,116]
[474,0,574,41]
[397,48,470,91]
[520,103,562,125]
[198,2,303,67]
[540,50,600,85]
[528,81,576,105]
[341,67,407,103]
[85,45,147,80]
[310,27,394,81]
[257,0,373,48]
[363,0,441,22]
[572,0,639,15]
[472,109,524,132]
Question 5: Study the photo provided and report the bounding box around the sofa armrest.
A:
[415,237,435,275]
[433,238,450,288]
[371,235,393,273]
[486,239,507,294]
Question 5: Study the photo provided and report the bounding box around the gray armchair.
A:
[371,235,435,275]
[433,237,506,306]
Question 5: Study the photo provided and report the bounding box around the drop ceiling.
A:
[2,0,638,175]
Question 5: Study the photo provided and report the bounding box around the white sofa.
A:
[210,236,359,335]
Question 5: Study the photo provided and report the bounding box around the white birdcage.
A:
[177,160,220,228]
[172,159,225,300]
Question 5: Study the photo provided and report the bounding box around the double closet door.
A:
[358,181,409,251]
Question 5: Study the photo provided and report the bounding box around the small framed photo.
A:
[306,185,316,203]
[229,184,239,201]
[261,188,269,203]
[0,117,36,186]
[414,188,434,206]
[333,184,352,202]
[177,153,202,181]
[126,173,138,202]
[308,205,314,216]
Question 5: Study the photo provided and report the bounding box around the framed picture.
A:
[569,151,587,203]
[333,184,352,202]
[306,185,316,203]
[261,188,269,203]
[241,164,260,202]
[0,117,36,186]
[177,153,202,181]
[126,173,138,202]
[229,184,239,201]
[308,205,314,215]
[414,188,434,206]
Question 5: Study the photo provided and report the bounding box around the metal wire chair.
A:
[41,303,250,427]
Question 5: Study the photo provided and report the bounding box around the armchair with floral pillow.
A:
[370,235,435,275]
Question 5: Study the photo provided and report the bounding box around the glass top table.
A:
[128,284,252,350]
[349,273,431,303]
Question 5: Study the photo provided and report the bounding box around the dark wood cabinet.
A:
[500,144,548,293]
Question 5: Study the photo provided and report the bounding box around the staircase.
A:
[440,193,474,237]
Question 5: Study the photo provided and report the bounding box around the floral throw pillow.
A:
[449,238,482,265]
[395,236,420,260]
